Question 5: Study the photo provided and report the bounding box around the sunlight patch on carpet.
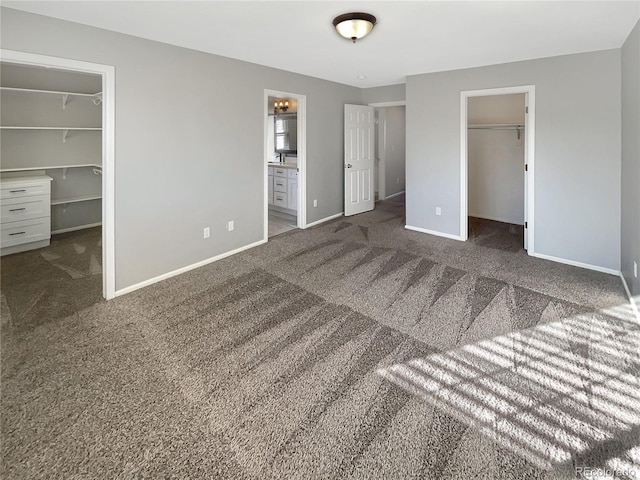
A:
[378,311,640,471]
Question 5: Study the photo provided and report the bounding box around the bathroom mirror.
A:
[274,115,297,154]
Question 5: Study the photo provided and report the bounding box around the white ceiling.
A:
[4,1,640,88]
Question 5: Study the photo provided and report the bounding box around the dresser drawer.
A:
[273,192,287,207]
[273,167,288,178]
[288,169,298,179]
[1,195,50,224]
[1,217,51,248]
[1,180,51,200]
[274,177,287,193]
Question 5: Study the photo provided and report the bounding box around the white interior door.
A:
[344,104,375,216]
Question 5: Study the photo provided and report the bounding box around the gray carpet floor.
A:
[2,195,638,479]
[1,227,103,329]
[468,217,525,253]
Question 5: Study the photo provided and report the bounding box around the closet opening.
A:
[1,50,115,330]
[460,86,535,255]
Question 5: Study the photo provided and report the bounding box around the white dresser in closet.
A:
[0,175,53,256]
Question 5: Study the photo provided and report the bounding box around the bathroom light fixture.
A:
[333,12,377,43]
[274,99,289,114]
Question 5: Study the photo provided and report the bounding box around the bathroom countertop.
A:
[267,162,297,169]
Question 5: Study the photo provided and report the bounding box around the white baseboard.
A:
[1,239,49,256]
[52,222,102,235]
[115,238,267,297]
[405,224,464,241]
[531,252,619,276]
[620,273,640,322]
[468,213,523,226]
[385,190,405,200]
[304,212,343,228]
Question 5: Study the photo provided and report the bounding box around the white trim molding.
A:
[115,239,267,297]
[385,190,405,200]
[367,100,407,107]
[468,213,524,226]
[460,85,535,255]
[304,212,343,228]
[52,222,102,235]
[405,224,464,241]
[1,49,116,300]
[532,252,619,276]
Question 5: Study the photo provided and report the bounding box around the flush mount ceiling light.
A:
[332,12,377,43]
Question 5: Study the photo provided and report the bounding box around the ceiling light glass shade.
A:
[333,13,377,43]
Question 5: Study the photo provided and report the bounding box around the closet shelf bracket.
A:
[62,94,69,110]
[62,129,69,143]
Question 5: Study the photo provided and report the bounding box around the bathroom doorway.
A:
[263,89,306,239]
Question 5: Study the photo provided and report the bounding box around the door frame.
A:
[263,89,306,237]
[460,85,535,255]
[369,101,406,202]
[1,49,116,299]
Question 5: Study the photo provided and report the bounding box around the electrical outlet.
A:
[227,220,234,232]
[203,227,210,239]
[435,207,441,216]
[634,260,638,278]
[313,199,318,207]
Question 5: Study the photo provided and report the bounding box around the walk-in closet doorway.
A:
[1,49,115,300]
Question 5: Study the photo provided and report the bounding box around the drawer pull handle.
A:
[9,232,26,236]
[9,208,26,212]
[9,189,26,193]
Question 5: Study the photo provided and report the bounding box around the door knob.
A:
[345,163,352,168]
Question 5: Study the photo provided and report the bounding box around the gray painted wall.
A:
[621,20,640,306]
[1,8,361,290]
[1,8,633,292]
[406,50,622,271]
[363,84,405,104]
